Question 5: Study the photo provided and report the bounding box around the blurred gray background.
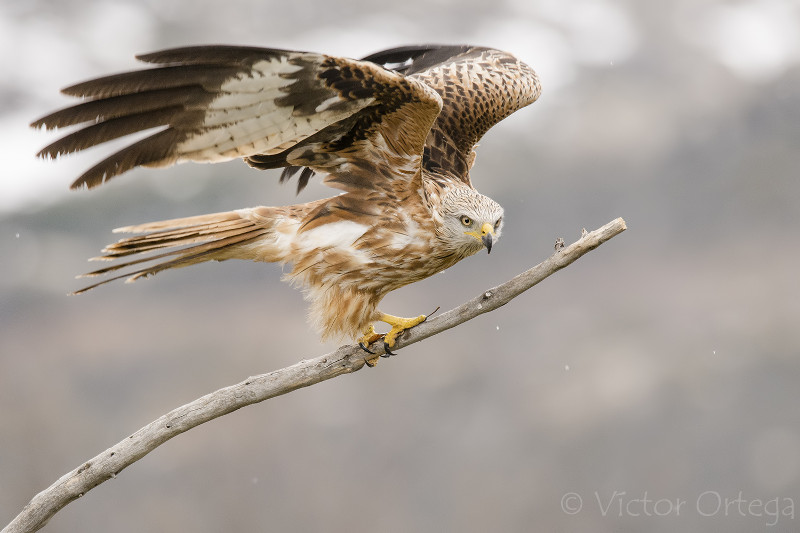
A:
[2,0,799,531]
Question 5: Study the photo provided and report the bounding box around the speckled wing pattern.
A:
[282,45,543,189]
[357,45,541,183]
[32,45,442,192]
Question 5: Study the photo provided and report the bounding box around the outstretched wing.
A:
[364,45,542,183]
[32,45,442,191]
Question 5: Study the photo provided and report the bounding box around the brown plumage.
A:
[32,44,541,345]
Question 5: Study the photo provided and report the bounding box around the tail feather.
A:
[95,220,257,259]
[73,209,280,294]
[111,211,244,233]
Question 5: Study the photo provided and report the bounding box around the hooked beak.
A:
[480,222,495,254]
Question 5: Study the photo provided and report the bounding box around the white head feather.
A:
[436,186,504,256]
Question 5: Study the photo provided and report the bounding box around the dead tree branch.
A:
[3,217,626,533]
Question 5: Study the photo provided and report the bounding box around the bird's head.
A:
[437,186,504,256]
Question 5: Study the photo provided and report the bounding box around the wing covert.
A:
[365,45,542,183]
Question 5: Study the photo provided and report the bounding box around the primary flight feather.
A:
[32,44,542,357]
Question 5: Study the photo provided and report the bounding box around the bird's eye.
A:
[494,217,503,230]
[460,216,472,226]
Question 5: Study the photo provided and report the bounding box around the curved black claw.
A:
[382,342,396,357]
[359,342,375,355]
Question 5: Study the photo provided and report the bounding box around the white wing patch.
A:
[174,55,375,163]
[315,95,345,113]
[294,220,370,254]
[389,214,422,249]
[221,56,302,93]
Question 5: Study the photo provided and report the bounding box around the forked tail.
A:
[74,209,281,294]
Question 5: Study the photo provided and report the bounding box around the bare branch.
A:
[3,217,626,533]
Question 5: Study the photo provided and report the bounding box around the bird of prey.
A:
[32,44,541,359]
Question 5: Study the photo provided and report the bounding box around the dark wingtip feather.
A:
[61,65,241,98]
[361,45,476,74]
[279,166,301,184]
[37,108,184,160]
[136,45,287,66]
[297,166,315,193]
[30,115,56,130]
[278,165,316,194]
[31,87,213,131]
[69,129,181,190]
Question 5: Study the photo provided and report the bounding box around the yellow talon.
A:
[358,324,383,366]
[358,313,427,365]
[379,312,427,349]
[358,324,382,346]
